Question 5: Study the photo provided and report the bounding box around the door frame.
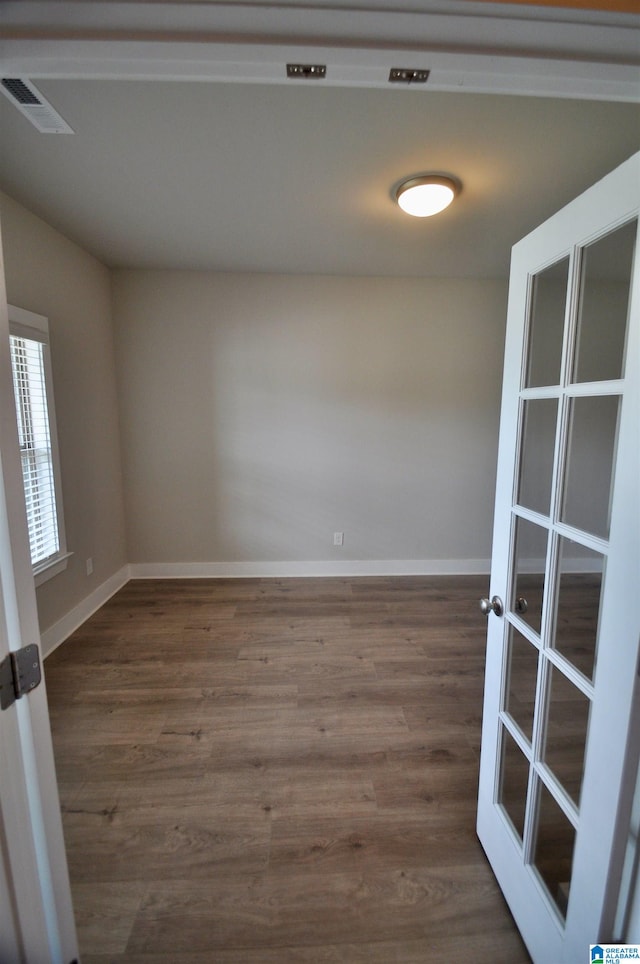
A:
[0,214,78,963]
[1,1,638,102]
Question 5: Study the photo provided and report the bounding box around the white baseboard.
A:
[39,559,491,655]
[39,554,601,657]
[128,559,491,579]
[40,564,131,658]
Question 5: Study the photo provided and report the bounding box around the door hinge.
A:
[0,644,42,711]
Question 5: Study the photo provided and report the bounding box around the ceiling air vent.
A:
[1,78,74,134]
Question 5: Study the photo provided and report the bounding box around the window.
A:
[8,305,69,585]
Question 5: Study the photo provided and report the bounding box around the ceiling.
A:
[0,1,639,279]
[0,79,638,278]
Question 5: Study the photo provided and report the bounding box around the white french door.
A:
[477,152,640,963]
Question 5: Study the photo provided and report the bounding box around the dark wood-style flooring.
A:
[45,576,531,963]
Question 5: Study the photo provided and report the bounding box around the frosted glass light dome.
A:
[395,175,461,217]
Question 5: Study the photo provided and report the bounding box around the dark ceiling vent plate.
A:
[286,64,327,80]
[1,78,74,134]
[389,68,430,85]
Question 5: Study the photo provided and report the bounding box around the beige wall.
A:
[0,188,509,617]
[113,269,507,569]
[0,192,127,633]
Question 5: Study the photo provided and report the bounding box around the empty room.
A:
[1,2,639,962]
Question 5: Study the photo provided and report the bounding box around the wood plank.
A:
[45,576,531,963]
[125,866,521,953]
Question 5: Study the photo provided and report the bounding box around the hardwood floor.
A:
[45,576,531,963]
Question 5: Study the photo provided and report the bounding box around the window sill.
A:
[34,551,73,587]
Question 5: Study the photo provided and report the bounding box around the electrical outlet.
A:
[86,557,93,575]
[333,532,344,547]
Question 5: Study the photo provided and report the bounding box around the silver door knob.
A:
[480,596,504,617]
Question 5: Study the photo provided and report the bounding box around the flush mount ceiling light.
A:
[394,174,461,217]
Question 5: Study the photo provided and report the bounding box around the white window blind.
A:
[10,334,59,565]
[8,306,69,583]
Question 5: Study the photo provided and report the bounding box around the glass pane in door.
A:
[511,516,548,634]
[573,219,636,384]
[504,625,539,742]
[517,398,558,516]
[525,258,569,388]
[534,781,577,920]
[499,725,530,843]
[554,537,604,681]
[562,395,621,539]
[543,665,591,807]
